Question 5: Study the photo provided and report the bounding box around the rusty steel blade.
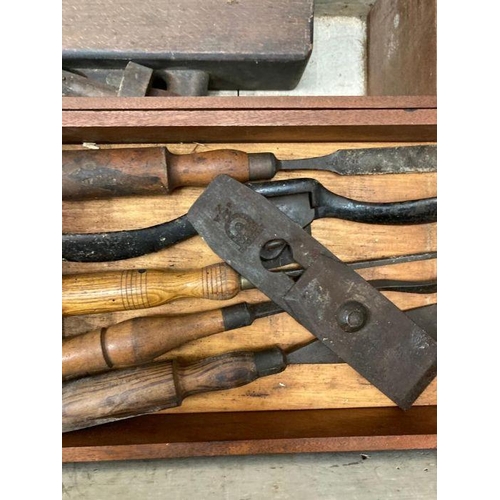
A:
[278,145,437,175]
[187,175,437,410]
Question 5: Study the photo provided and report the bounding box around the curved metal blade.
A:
[278,145,437,175]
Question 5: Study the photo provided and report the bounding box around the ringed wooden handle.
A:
[62,308,225,379]
[62,147,277,199]
[62,349,286,432]
[62,263,242,316]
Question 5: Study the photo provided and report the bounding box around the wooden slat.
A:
[62,406,437,462]
[62,96,437,110]
[62,97,437,143]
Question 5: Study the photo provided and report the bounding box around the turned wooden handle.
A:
[62,308,225,379]
[62,348,286,432]
[62,263,242,316]
[62,147,277,200]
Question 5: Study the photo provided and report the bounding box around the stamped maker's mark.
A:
[214,202,262,252]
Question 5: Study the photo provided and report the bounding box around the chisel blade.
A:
[278,145,437,175]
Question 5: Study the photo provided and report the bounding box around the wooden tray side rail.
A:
[62,96,437,144]
[63,407,437,462]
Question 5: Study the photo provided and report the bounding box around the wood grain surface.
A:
[367,0,437,95]
[62,96,437,110]
[62,140,437,414]
[62,406,437,462]
[62,0,313,90]
[62,96,437,143]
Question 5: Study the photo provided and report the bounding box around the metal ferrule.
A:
[248,153,278,181]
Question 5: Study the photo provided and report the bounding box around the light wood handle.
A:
[62,308,225,379]
[62,263,242,316]
[62,349,286,432]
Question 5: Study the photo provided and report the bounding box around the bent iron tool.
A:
[62,177,437,262]
[186,175,437,410]
[62,144,437,200]
[62,304,436,432]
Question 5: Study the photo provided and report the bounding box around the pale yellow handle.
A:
[62,263,242,316]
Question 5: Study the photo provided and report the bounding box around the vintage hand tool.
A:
[63,63,178,97]
[62,251,436,317]
[62,177,437,262]
[63,64,209,97]
[63,282,436,380]
[62,144,437,200]
[62,304,437,432]
[186,175,437,410]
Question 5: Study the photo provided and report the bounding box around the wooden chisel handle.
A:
[62,147,277,200]
[62,308,226,379]
[62,348,286,432]
[62,263,242,316]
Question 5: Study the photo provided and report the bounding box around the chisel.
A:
[62,252,436,316]
[63,282,436,380]
[62,145,437,200]
[62,304,437,433]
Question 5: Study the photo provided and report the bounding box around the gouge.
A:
[63,281,436,380]
[62,304,437,432]
[62,145,437,200]
[62,252,436,316]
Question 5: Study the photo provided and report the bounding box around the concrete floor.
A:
[62,450,437,499]
[61,1,437,498]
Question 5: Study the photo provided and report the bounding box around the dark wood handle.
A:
[62,361,179,432]
[62,308,225,379]
[62,349,286,432]
[62,263,242,316]
[62,147,170,199]
[62,147,277,199]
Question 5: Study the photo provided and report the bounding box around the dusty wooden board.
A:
[367,0,437,95]
[62,0,313,90]
[62,141,437,413]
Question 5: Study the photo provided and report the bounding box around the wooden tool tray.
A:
[62,96,437,462]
